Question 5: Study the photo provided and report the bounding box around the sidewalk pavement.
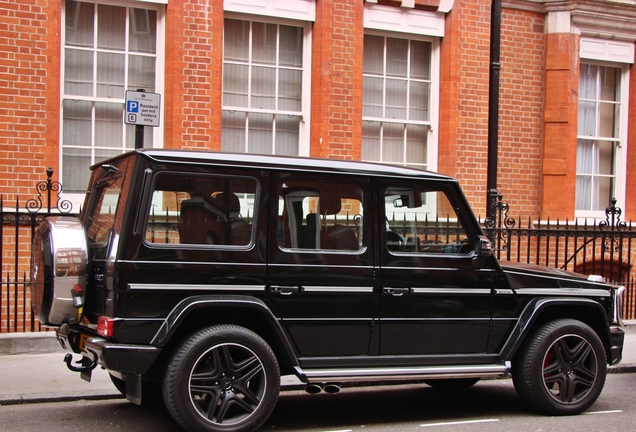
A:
[1,321,635,406]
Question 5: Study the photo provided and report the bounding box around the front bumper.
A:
[609,326,625,365]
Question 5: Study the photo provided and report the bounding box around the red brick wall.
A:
[310,0,363,160]
[0,0,632,218]
[439,0,492,215]
[441,2,545,218]
[540,32,579,220]
[0,0,60,203]
[164,0,223,151]
[498,9,545,218]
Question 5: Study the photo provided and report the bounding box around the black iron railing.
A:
[483,196,636,319]
[2,179,635,333]
[1,169,76,333]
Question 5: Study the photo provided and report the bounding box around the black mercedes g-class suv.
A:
[31,149,625,432]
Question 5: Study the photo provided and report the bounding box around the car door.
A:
[378,179,496,360]
[266,171,375,363]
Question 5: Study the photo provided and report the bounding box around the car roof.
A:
[95,149,454,182]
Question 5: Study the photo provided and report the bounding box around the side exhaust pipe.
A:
[305,383,323,394]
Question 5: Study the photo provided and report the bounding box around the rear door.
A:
[266,172,375,361]
[379,179,495,360]
[119,167,268,342]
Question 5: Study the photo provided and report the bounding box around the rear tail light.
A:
[97,316,115,337]
[71,284,85,308]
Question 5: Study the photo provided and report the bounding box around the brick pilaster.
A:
[164,0,223,150]
[540,31,579,220]
[310,0,364,160]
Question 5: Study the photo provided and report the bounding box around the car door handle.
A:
[383,287,410,296]
[269,286,300,295]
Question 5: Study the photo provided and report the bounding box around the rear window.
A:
[85,162,128,244]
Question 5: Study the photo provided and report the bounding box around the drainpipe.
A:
[486,0,501,222]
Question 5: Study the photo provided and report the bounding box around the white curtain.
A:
[222,19,303,155]
[576,64,621,211]
[62,100,91,191]
[275,115,300,156]
[577,64,598,210]
[576,140,595,210]
[221,111,247,153]
[248,113,274,154]
[578,64,598,136]
[362,34,430,167]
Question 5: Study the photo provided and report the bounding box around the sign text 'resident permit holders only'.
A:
[125,90,161,127]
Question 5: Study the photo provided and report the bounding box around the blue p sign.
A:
[127,101,139,113]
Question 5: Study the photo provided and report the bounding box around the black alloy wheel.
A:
[512,318,607,415]
[163,325,280,432]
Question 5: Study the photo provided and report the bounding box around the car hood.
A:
[499,260,606,290]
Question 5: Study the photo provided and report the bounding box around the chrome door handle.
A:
[383,287,410,296]
[269,286,300,295]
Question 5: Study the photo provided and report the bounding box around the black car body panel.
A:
[31,149,625,425]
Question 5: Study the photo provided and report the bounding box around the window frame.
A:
[276,178,366,254]
[383,185,472,256]
[221,13,312,157]
[575,60,630,219]
[361,29,440,173]
[143,171,260,249]
[60,0,166,208]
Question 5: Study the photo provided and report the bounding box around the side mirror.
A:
[473,235,493,268]
[477,236,492,256]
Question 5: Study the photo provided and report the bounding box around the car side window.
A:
[384,187,472,254]
[145,173,257,246]
[277,180,363,252]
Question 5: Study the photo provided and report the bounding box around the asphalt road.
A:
[1,374,635,432]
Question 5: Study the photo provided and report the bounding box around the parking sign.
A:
[125,90,161,127]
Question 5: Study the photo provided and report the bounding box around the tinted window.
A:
[145,173,257,246]
[86,177,122,244]
[277,180,363,251]
[84,157,131,244]
[384,187,471,254]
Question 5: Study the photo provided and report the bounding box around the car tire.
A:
[162,324,280,432]
[109,373,127,395]
[424,378,480,390]
[512,318,607,415]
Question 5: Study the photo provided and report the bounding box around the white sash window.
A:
[221,17,310,156]
[61,0,164,193]
[576,38,633,217]
[362,33,436,170]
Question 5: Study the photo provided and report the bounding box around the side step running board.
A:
[297,362,511,384]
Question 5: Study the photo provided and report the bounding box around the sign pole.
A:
[134,89,145,149]
[135,123,144,149]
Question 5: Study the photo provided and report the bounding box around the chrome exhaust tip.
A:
[323,383,341,394]
[305,383,323,394]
